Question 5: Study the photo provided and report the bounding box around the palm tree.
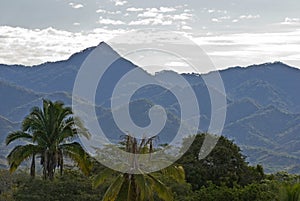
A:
[6,99,92,180]
[93,135,185,201]
[280,183,300,201]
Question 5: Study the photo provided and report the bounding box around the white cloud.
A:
[281,17,300,25]
[96,9,106,13]
[239,14,260,19]
[211,18,221,23]
[69,3,84,9]
[154,20,172,25]
[98,18,125,25]
[172,13,193,20]
[138,11,158,18]
[137,7,177,18]
[111,0,127,6]
[190,30,300,69]
[220,16,231,20]
[73,22,80,26]
[2,25,300,72]
[129,6,189,26]
[96,9,121,15]
[127,7,144,12]
[211,16,231,23]
[159,7,176,13]
[205,8,227,14]
[182,25,192,30]
[129,19,152,25]
[165,61,189,67]
[129,18,172,26]
[0,26,126,66]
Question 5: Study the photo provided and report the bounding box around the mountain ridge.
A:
[0,42,299,173]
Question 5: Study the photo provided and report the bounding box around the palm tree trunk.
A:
[43,150,48,180]
[48,153,55,180]
[59,150,63,176]
[30,154,35,178]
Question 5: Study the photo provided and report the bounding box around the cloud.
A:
[137,7,177,18]
[172,13,193,20]
[128,6,190,27]
[69,3,84,9]
[191,30,300,69]
[2,25,299,72]
[211,16,231,23]
[111,0,127,6]
[220,16,231,20]
[165,61,189,67]
[159,7,176,13]
[129,19,152,25]
[73,22,80,26]
[127,7,144,12]
[129,18,172,26]
[138,11,158,18]
[96,9,121,15]
[204,8,228,14]
[98,17,125,25]
[231,14,260,23]
[281,17,300,25]
[239,14,260,19]
[96,9,106,13]
[182,25,192,30]
[211,18,221,23]
[0,26,126,66]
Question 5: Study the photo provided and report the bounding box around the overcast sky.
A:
[0,0,299,72]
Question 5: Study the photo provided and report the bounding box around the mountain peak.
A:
[65,41,120,65]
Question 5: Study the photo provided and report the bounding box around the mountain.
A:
[0,115,17,168]
[0,42,300,173]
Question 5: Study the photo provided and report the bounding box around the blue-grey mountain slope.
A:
[0,42,299,173]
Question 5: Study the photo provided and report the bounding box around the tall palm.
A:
[6,99,92,180]
[280,183,300,201]
[93,135,185,201]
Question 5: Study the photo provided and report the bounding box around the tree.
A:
[280,183,300,201]
[178,133,264,190]
[93,135,185,201]
[6,99,92,180]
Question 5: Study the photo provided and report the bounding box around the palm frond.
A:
[7,144,38,173]
[102,174,124,201]
[93,168,115,188]
[6,131,32,145]
[60,142,92,175]
[160,165,185,183]
[147,174,173,201]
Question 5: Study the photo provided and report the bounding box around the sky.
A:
[0,0,300,73]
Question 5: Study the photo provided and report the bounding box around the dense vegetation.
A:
[1,100,300,200]
[2,133,300,201]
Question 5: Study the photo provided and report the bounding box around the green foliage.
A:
[13,170,102,201]
[183,180,279,201]
[2,131,300,201]
[0,170,16,201]
[178,133,264,190]
[279,183,300,201]
[93,135,184,201]
[6,99,92,179]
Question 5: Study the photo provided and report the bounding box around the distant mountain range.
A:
[0,42,300,173]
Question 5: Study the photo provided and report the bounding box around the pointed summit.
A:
[95,41,120,57]
[65,41,120,65]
